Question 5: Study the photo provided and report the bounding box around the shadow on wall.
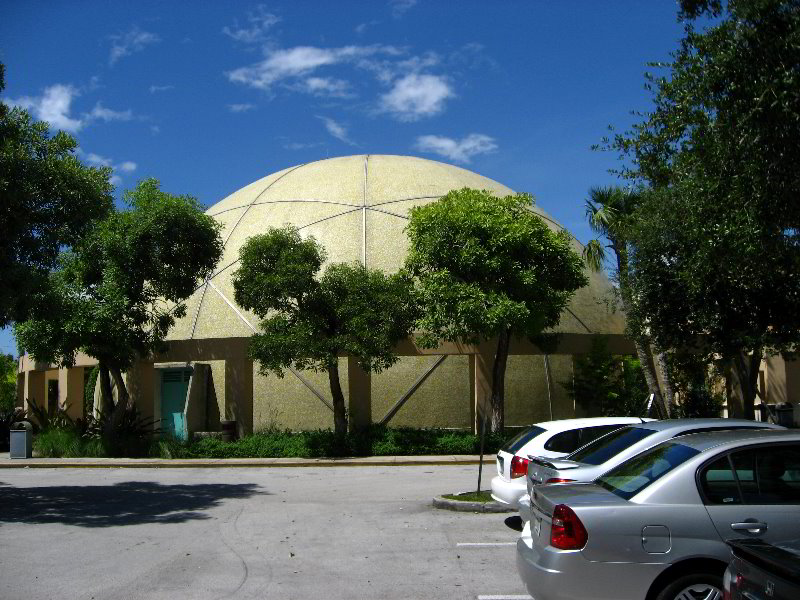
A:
[0,481,265,527]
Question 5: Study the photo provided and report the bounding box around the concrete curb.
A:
[0,454,496,469]
[432,495,515,513]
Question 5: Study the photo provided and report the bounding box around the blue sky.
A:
[0,1,688,357]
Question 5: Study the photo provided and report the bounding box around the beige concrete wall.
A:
[372,355,471,428]
[205,360,225,430]
[504,355,575,425]
[58,367,85,421]
[252,359,347,431]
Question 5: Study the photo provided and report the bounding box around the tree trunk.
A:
[732,350,762,421]
[110,366,133,412]
[489,327,511,434]
[654,350,675,417]
[633,341,668,417]
[328,361,348,437]
[98,362,113,416]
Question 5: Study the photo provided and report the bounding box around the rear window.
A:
[596,442,700,500]
[568,426,657,465]
[543,425,624,454]
[503,426,546,454]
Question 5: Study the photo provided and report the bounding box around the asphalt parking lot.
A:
[0,465,531,600]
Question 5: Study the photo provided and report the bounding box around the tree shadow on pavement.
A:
[0,481,265,527]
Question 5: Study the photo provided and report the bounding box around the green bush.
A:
[152,425,507,459]
[33,428,83,457]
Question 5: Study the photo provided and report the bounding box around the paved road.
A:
[0,466,531,600]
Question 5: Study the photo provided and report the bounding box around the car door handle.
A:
[730,521,768,533]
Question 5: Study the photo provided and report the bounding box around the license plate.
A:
[534,516,541,537]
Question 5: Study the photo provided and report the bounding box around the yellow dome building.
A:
[19,155,636,439]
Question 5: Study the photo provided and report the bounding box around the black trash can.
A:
[220,420,237,442]
[775,402,795,428]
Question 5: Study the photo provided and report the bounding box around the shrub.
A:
[33,428,83,457]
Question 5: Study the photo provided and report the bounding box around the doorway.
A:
[161,369,191,440]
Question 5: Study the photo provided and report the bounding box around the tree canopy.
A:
[15,179,223,428]
[0,64,114,327]
[405,188,587,433]
[233,226,418,436]
[607,0,800,417]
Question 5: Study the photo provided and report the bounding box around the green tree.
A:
[15,179,223,433]
[405,188,588,434]
[565,338,650,417]
[0,63,114,327]
[583,186,674,416]
[232,226,418,436]
[608,0,800,418]
[0,353,17,413]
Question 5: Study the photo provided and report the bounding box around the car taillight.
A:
[550,504,588,550]
[510,455,529,479]
[545,478,575,484]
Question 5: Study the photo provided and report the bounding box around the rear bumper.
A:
[490,475,526,508]
[515,523,662,600]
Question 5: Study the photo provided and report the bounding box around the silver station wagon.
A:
[516,429,800,600]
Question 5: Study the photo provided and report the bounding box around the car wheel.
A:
[654,573,724,600]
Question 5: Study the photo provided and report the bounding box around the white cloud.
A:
[88,102,133,122]
[297,77,352,98]
[283,141,322,150]
[83,151,137,179]
[85,152,113,168]
[389,0,417,18]
[150,125,161,135]
[228,103,256,113]
[223,5,280,43]
[415,133,497,163]
[10,84,84,132]
[149,85,174,94]
[227,45,399,91]
[317,116,355,145]
[380,73,454,121]
[109,26,160,65]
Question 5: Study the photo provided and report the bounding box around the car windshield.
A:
[596,442,700,500]
[503,426,546,454]
[568,426,657,465]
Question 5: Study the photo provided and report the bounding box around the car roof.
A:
[534,416,650,432]
[663,428,800,452]
[621,417,783,433]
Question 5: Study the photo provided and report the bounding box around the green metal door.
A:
[161,369,190,440]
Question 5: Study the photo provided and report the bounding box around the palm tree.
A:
[583,186,674,416]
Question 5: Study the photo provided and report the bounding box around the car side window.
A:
[752,445,800,504]
[543,429,581,453]
[700,455,742,505]
[701,445,800,506]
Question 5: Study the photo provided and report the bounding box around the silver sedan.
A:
[516,429,800,600]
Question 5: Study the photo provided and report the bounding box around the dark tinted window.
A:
[543,425,624,454]
[544,429,581,453]
[597,442,700,500]
[699,444,800,505]
[503,426,546,454]
[749,445,800,504]
[569,426,657,465]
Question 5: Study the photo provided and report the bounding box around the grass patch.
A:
[441,491,494,503]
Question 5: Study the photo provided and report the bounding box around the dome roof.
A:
[167,155,624,341]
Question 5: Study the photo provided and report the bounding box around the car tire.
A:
[654,573,724,600]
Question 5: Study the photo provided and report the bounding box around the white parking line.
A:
[477,595,532,599]
[457,542,517,547]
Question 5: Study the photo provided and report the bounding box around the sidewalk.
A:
[0,452,496,468]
